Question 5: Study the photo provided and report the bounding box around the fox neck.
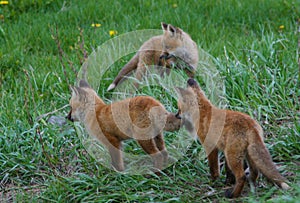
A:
[196,90,213,111]
[80,94,106,137]
[80,94,105,122]
[94,95,106,106]
[196,91,215,141]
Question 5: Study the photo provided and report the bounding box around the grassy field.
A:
[0,0,299,202]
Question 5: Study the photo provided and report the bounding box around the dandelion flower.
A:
[279,25,284,29]
[0,1,9,5]
[92,23,101,28]
[109,30,117,37]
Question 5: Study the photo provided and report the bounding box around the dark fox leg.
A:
[224,152,246,198]
[154,133,168,165]
[207,148,220,181]
[225,160,236,185]
[137,139,163,172]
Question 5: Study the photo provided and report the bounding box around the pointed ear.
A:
[167,24,177,37]
[161,22,168,32]
[187,78,199,88]
[167,24,183,38]
[79,79,91,88]
[174,87,186,97]
[70,85,78,96]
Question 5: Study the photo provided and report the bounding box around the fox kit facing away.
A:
[175,78,290,198]
[67,80,181,172]
[107,22,199,91]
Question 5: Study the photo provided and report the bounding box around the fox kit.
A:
[175,78,290,198]
[67,80,181,172]
[107,22,199,91]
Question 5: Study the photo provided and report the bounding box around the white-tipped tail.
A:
[107,83,116,91]
[280,182,290,190]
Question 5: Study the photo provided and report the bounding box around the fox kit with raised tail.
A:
[175,78,290,198]
[67,80,181,172]
[107,22,198,91]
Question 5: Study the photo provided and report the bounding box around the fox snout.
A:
[187,78,199,88]
[66,110,74,122]
[159,52,168,59]
[175,111,182,119]
[160,52,174,60]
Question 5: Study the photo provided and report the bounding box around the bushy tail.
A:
[247,141,290,190]
[107,53,139,91]
[163,113,182,132]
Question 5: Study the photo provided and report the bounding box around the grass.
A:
[0,0,299,202]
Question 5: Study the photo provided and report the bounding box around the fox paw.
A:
[224,189,234,198]
[225,175,236,185]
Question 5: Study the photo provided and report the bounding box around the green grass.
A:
[1,0,299,202]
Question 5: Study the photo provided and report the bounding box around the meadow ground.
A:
[0,0,299,202]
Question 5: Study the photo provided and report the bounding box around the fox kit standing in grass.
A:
[107,22,199,91]
[67,80,181,172]
[175,78,290,198]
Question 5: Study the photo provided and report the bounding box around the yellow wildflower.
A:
[91,23,101,28]
[172,3,178,8]
[279,25,284,29]
[0,1,8,5]
[109,30,118,37]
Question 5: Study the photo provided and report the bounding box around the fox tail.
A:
[107,53,139,91]
[247,139,290,190]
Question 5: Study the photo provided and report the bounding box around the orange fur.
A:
[67,80,181,173]
[107,22,198,91]
[176,78,290,198]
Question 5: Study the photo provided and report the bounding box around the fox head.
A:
[160,22,184,60]
[175,79,201,132]
[66,80,95,122]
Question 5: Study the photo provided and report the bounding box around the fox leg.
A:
[224,151,246,198]
[134,51,159,89]
[207,147,220,181]
[107,138,124,172]
[225,160,236,185]
[134,63,147,89]
[246,153,259,193]
[167,55,195,78]
[137,139,163,172]
[154,133,168,165]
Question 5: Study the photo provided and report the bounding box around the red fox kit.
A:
[107,22,199,91]
[175,78,290,198]
[67,80,181,172]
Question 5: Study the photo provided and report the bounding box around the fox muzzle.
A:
[161,53,176,60]
[66,110,74,122]
[175,111,182,119]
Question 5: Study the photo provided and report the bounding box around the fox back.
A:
[107,23,199,91]
[176,79,290,198]
[161,23,199,72]
[67,80,181,172]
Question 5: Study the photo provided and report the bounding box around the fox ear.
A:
[79,79,91,88]
[187,78,199,87]
[70,85,78,96]
[167,24,177,37]
[174,87,186,97]
[161,22,168,31]
[167,24,183,38]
